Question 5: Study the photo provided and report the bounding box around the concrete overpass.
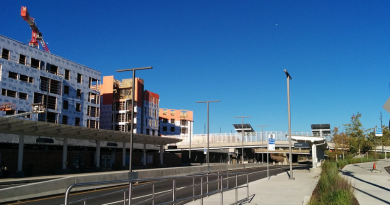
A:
[165,131,329,167]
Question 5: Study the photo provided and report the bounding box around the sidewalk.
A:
[341,159,390,205]
[185,167,321,205]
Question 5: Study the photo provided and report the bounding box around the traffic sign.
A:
[268,134,275,151]
[376,128,382,137]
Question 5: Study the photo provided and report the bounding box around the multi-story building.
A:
[159,108,193,137]
[0,35,101,127]
[100,76,159,136]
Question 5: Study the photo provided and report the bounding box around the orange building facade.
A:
[100,76,159,136]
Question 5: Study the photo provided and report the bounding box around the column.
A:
[312,144,317,168]
[17,135,24,172]
[160,145,164,165]
[96,140,101,168]
[122,142,126,166]
[143,144,147,166]
[62,138,68,169]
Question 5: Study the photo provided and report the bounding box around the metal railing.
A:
[63,171,252,205]
[167,131,333,146]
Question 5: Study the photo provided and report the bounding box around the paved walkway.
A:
[341,159,390,205]
[185,167,321,205]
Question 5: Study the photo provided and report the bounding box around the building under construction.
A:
[100,76,160,136]
[0,35,101,126]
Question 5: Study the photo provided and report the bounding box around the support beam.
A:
[312,143,317,168]
[62,138,68,169]
[122,142,126,166]
[160,145,164,165]
[143,144,147,166]
[17,135,24,172]
[96,140,101,168]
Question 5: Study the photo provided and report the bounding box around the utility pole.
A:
[256,125,269,164]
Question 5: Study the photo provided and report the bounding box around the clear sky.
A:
[2,1,390,134]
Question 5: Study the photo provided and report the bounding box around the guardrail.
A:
[63,171,253,205]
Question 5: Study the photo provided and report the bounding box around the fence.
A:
[64,171,253,205]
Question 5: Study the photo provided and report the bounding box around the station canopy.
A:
[232,124,255,133]
[0,117,181,145]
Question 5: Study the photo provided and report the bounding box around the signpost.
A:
[267,134,276,179]
[375,128,383,137]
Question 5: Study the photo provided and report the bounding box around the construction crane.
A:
[0,103,45,118]
[20,6,50,53]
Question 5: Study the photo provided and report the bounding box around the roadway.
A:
[6,165,304,205]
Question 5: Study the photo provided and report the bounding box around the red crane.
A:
[20,6,50,53]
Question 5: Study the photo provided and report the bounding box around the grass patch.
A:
[308,161,356,205]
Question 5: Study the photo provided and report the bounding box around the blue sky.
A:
[2,1,390,134]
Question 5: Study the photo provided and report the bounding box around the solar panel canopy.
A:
[232,124,255,133]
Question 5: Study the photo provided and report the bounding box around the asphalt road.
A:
[6,165,300,205]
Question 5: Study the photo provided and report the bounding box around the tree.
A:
[332,127,350,160]
[344,112,365,155]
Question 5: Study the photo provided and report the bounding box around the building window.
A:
[8,71,18,80]
[77,73,82,83]
[19,54,27,65]
[171,119,175,123]
[76,103,81,112]
[62,115,68,125]
[170,127,175,132]
[20,74,33,83]
[1,48,10,60]
[5,110,15,115]
[63,100,68,110]
[31,58,40,69]
[1,89,16,98]
[163,126,167,131]
[75,117,80,126]
[19,92,28,100]
[64,85,69,95]
[65,69,70,80]
[18,110,30,118]
[163,118,168,123]
[77,89,81,98]
[46,63,58,75]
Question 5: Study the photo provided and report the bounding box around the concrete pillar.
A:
[312,143,317,168]
[17,135,24,172]
[96,140,101,168]
[122,142,126,166]
[143,144,147,166]
[160,145,164,165]
[62,138,68,169]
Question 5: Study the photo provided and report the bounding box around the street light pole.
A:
[284,69,294,180]
[197,100,220,171]
[117,66,153,173]
[234,116,252,164]
[256,125,269,164]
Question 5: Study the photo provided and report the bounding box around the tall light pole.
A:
[197,100,220,171]
[234,116,252,164]
[256,125,269,164]
[117,66,153,173]
[284,69,294,180]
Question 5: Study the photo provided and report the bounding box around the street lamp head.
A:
[116,67,153,72]
[284,69,292,80]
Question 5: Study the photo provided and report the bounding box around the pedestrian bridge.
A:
[167,131,331,151]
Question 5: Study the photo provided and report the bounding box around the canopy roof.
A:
[0,117,181,145]
[232,124,255,133]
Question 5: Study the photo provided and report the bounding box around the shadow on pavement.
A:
[340,170,390,204]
